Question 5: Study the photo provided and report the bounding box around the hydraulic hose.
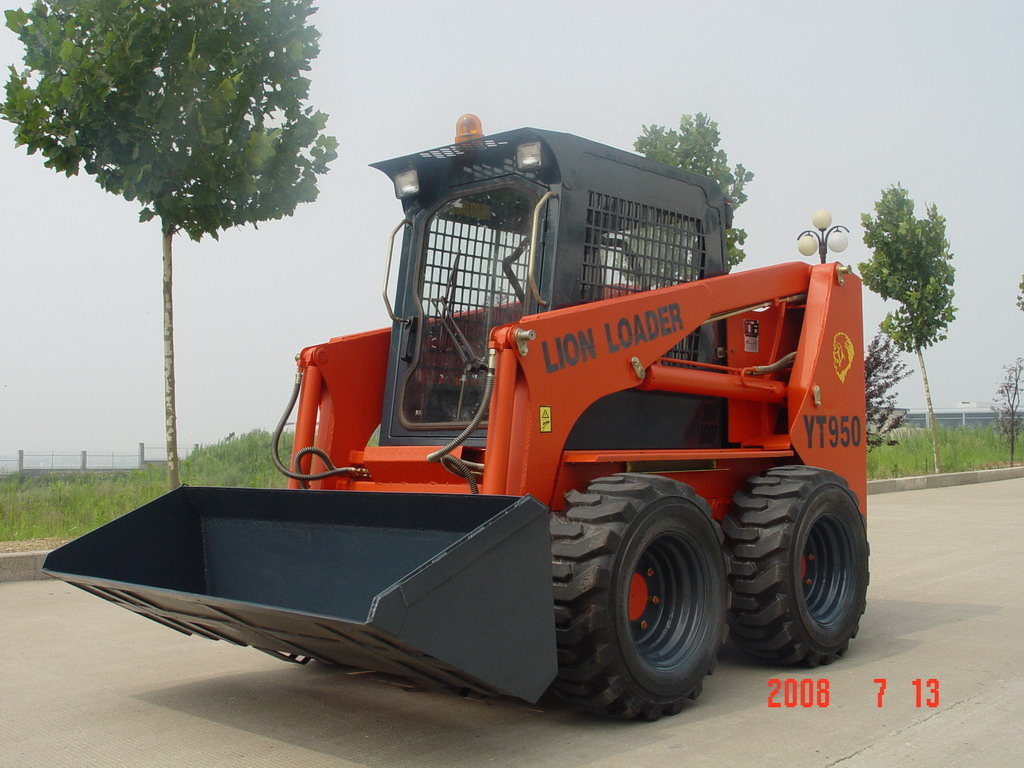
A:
[747,351,797,375]
[271,369,367,487]
[426,349,496,494]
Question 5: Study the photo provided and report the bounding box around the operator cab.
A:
[372,117,730,448]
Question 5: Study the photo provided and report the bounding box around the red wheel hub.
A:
[628,572,649,621]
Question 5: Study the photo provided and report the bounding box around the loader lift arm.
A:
[294,259,864,516]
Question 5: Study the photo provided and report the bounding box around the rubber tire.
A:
[724,466,869,666]
[551,473,728,720]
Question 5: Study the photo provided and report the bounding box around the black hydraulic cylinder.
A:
[43,486,557,702]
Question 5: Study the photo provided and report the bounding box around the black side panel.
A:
[565,391,723,451]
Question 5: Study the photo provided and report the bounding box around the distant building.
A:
[904,402,997,429]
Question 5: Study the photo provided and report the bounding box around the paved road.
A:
[2,479,1021,767]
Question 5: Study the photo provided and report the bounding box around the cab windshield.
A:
[401,187,534,427]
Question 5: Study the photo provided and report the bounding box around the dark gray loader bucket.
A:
[43,487,557,702]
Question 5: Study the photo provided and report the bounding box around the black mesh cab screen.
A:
[401,186,534,427]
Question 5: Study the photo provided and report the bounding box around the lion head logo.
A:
[833,332,855,383]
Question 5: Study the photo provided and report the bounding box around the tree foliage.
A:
[3,0,338,241]
[635,113,753,269]
[2,0,337,488]
[864,328,911,450]
[1017,273,1023,312]
[858,185,956,353]
[859,184,956,473]
[993,357,1022,467]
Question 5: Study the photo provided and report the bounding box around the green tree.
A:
[635,113,753,269]
[1017,274,1023,312]
[859,184,956,473]
[3,0,338,489]
[864,327,911,450]
[993,357,1022,467]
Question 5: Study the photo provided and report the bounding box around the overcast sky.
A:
[1,0,1022,456]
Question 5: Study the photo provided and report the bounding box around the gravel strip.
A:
[0,538,69,553]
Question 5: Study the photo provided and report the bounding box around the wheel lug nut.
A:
[650,596,660,604]
[639,620,649,629]
[646,568,654,577]
[804,578,813,586]
[807,554,816,561]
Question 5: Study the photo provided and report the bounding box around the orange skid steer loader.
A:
[45,117,869,721]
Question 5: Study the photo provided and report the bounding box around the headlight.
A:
[516,142,543,171]
[394,169,420,199]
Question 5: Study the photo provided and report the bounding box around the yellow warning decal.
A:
[539,406,552,433]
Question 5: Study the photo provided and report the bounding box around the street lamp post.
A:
[797,210,849,264]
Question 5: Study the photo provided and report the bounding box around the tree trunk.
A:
[1011,382,1019,468]
[1012,363,1021,467]
[162,227,180,490]
[917,347,941,474]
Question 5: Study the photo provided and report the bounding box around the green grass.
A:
[2,426,1016,542]
[0,430,291,542]
[178,428,292,488]
[867,426,1013,479]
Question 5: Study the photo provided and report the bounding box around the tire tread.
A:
[551,473,726,720]
[723,466,868,665]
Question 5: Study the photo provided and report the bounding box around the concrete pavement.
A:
[2,477,1021,766]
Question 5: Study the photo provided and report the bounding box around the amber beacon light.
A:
[455,113,484,143]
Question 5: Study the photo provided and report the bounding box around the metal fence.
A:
[0,443,198,476]
[903,409,1000,430]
